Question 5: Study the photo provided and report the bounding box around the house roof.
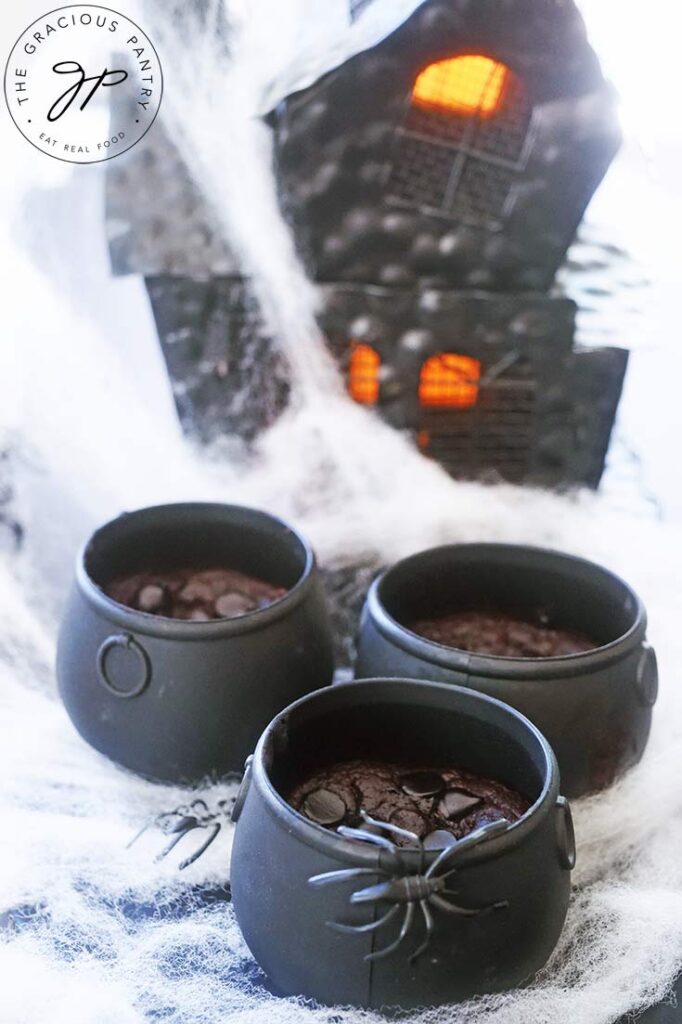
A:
[106,0,427,277]
[259,0,427,114]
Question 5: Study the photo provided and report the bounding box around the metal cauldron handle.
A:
[231,756,253,823]
[555,795,576,870]
[634,642,658,708]
[97,632,151,698]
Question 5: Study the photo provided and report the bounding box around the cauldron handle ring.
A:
[231,755,253,823]
[97,633,151,699]
[555,795,576,870]
[635,642,658,708]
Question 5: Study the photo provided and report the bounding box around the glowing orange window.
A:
[419,354,481,408]
[412,55,509,119]
[348,343,380,404]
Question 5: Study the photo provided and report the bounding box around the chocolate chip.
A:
[188,608,212,621]
[438,789,483,821]
[106,567,287,621]
[424,829,458,850]
[137,584,165,612]
[214,592,255,618]
[301,789,347,826]
[178,580,214,604]
[399,770,445,799]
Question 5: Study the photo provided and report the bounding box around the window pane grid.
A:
[416,360,537,482]
[387,55,532,225]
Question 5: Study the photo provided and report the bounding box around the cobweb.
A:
[2,1,682,1022]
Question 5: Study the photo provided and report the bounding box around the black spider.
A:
[127,797,232,870]
[309,811,509,962]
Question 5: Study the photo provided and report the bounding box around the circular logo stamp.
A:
[4,4,162,163]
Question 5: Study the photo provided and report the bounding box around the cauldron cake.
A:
[409,609,596,658]
[105,566,287,621]
[287,758,530,845]
[230,678,573,1009]
[56,502,334,782]
[356,543,658,797]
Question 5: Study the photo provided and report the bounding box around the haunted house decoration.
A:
[107,0,626,488]
[270,0,625,486]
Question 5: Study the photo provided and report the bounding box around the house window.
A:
[412,56,508,118]
[387,54,532,225]
[417,354,537,483]
[348,343,380,404]
[419,353,481,408]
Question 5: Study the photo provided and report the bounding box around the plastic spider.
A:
[309,811,509,962]
[127,797,232,870]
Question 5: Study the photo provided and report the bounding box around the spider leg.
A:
[178,822,221,870]
[441,890,509,913]
[359,811,420,849]
[189,799,213,823]
[425,842,460,879]
[309,867,382,887]
[426,819,510,879]
[154,821,200,862]
[350,880,403,904]
[409,899,434,963]
[328,903,400,934]
[337,825,398,854]
[430,892,506,917]
[126,819,153,849]
[158,807,190,829]
[366,901,415,961]
[127,808,188,849]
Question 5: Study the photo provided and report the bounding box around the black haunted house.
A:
[108,0,626,488]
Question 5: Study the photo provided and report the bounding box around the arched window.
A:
[419,353,480,408]
[412,56,508,118]
[348,342,380,404]
[387,54,532,225]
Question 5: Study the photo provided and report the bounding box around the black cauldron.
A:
[230,678,573,1009]
[56,502,334,783]
[355,543,658,798]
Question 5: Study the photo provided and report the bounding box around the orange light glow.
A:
[412,55,508,118]
[419,354,481,408]
[348,343,380,404]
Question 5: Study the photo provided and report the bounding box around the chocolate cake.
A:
[104,567,287,621]
[409,609,596,657]
[287,759,530,847]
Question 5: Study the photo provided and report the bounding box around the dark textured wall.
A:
[145,277,289,444]
[271,0,620,291]
[144,275,627,488]
[319,284,627,487]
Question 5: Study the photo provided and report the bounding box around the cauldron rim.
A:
[367,542,646,679]
[250,677,558,871]
[75,501,316,639]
